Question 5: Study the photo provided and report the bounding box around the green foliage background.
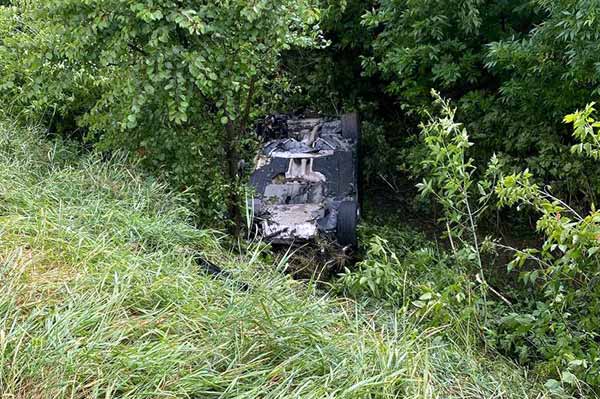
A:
[4,0,600,214]
[2,0,600,394]
[0,0,320,223]
[283,0,600,200]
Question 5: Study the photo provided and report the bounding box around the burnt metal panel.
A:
[249,157,289,194]
[341,113,360,141]
[313,150,356,200]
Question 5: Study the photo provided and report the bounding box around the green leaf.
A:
[561,371,578,386]
[543,379,564,395]
[419,292,433,301]
[412,300,425,309]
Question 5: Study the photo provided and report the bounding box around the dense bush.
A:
[0,0,321,225]
[6,0,599,214]
[282,0,600,199]
[345,95,600,394]
[425,97,600,394]
[490,104,600,391]
[480,0,600,200]
[420,95,600,393]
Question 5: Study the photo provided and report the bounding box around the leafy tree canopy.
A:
[0,0,321,223]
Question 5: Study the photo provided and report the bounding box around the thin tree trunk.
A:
[223,77,257,236]
[224,120,242,235]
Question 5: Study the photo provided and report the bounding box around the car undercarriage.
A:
[249,113,360,248]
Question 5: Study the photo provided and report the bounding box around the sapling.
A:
[417,90,502,304]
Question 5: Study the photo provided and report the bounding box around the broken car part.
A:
[195,255,250,291]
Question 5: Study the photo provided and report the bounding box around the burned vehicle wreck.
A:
[249,113,360,248]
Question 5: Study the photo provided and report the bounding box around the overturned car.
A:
[249,113,360,248]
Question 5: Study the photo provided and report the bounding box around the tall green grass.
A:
[0,120,553,398]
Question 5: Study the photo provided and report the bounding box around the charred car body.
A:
[249,113,360,248]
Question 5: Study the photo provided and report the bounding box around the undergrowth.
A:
[0,120,554,398]
[341,95,600,397]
